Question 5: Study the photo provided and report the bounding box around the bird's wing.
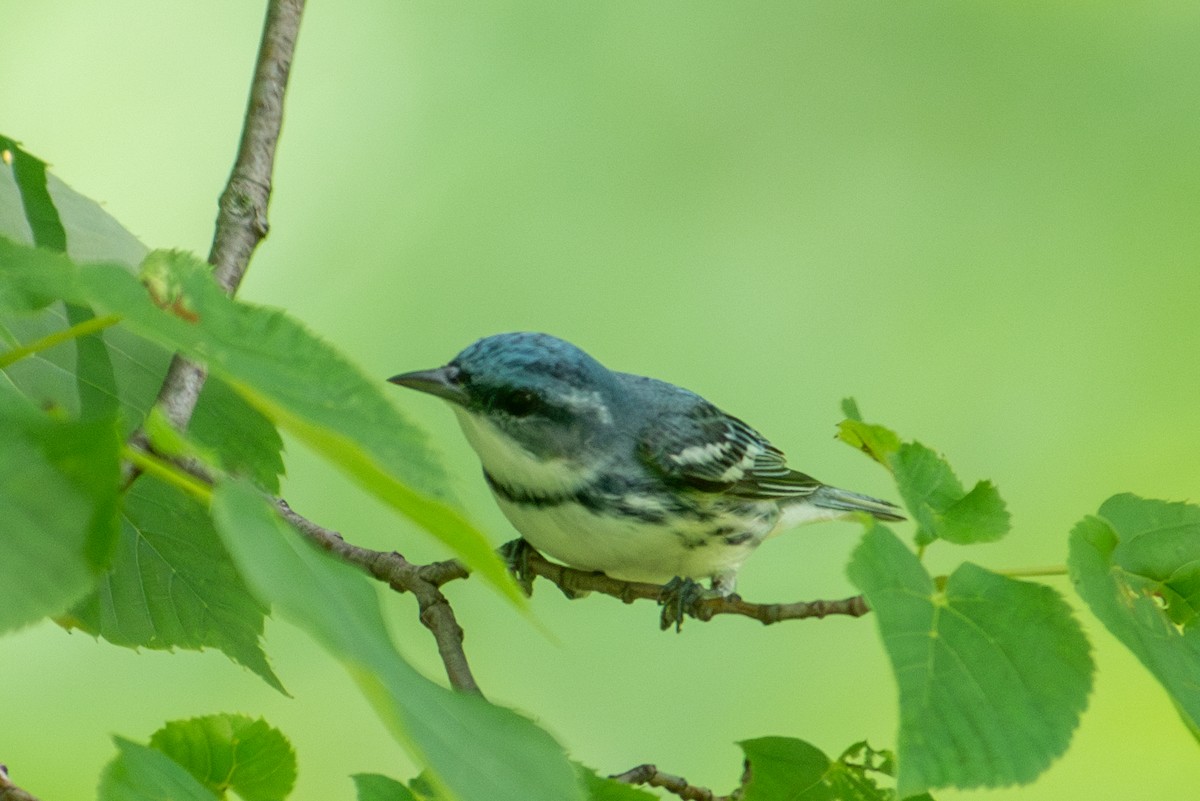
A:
[636,401,823,500]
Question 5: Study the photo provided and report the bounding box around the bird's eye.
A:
[501,389,540,418]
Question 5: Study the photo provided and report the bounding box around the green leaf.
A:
[574,766,658,801]
[837,740,895,778]
[191,376,286,493]
[738,736,927,801]
[891,442,1010,545]
[99,738,219,801]
[740,737,833,801]
[149,714,297,801]
[1068,494,1200,738]
[354,774,420,801]
[2,288,171,434]
[406,774,451,801]
[139,367,285,496]
[142,405,223,467]
[0,144,133,426]
[847,524,1092,797]
[0,241,284,480]
[1,155,284,480]
[835,405,1009,548]
[0,239,209,417]
[0,236,82,314]
[66,302,121,418]
[65,475,283,692]
[81,253,519,603]
[1101,494,1200,626]
[210,480,583,801]
[826,741,934,801]
[0,385,120,633]
[0,136,147,265]
[0,136,66,251]
[837,399,901,468]
[738,737,924,801]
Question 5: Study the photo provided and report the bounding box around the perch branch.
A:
[144,435,864,687]
[422,546,871,626]
[263,506,866,684]
[273,499,482,695]
[610,764,728,801]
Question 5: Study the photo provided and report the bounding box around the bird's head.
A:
[389,333,621,485]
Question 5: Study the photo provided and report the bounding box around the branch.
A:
[423,546,871,627]
[273,499,481,695]
[210,0,304,292]
[149,0,305,434]
[146,441,862,686]
[0,765,41,801]
[260,510,865,685]
[610,764,728,801]
[123,436,482,694]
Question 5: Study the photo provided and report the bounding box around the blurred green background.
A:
[3,1,1199,798]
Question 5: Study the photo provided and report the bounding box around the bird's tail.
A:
[811,485,905,522]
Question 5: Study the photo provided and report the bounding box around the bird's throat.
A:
[451,408,598,497]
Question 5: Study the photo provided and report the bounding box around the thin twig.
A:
[210,0,304,293]
[144,0,305,435]
[611,764,728,801]
[100,0,484,698]
[273,499,482,695]
[0,765,42,801]
[138,437,860,691]
[123,433,482,694]
[262,510,865,684]
[422,547,871,626]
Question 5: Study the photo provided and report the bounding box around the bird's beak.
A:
[387,365,469,405]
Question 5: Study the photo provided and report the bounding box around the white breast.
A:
[452,406,779,589]
[452,407,597,495]
[493,495,764,584]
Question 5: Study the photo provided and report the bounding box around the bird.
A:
[388,332,902,600]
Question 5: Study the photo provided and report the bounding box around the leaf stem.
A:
[0,313,121,369]
[995,565,1069,579]
[121,444,213,504]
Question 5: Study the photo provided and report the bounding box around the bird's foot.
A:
[658,577,722,632]
[498,539,593,599]
[499,538,538,597]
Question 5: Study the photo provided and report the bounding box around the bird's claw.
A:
[658,576,718,632]
[499,538,538,597]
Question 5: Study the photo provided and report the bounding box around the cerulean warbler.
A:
[389,332,902,597]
